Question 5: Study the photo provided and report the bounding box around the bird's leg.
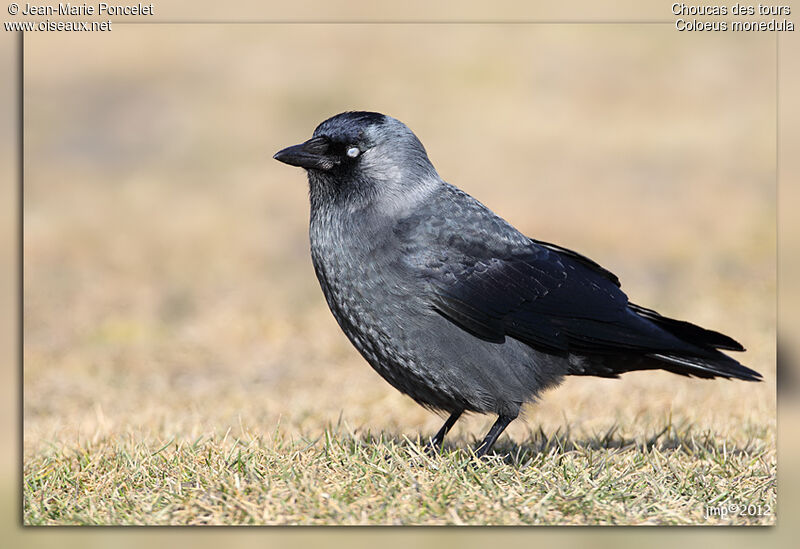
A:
[425,411,463,453]
[473,414,516,458]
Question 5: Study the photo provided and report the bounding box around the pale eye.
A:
[346,146,360,158]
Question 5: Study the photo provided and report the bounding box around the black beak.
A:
[273,137,336,171]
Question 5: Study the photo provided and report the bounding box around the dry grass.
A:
[24,415,775,525]
[22,23,776,525]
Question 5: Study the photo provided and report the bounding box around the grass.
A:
[23,415,775,525]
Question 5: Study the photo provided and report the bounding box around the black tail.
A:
[629,304,744,351]
[649,351,762,381]
[631,303,761,381]
[569,303,762,382]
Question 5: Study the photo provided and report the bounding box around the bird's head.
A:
[274,111,440,211]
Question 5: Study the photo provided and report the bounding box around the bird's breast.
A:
[308,207,428,374]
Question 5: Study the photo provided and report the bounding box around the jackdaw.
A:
[273,111,762,457]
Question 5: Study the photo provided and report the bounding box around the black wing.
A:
[419,239,723,358]
[394,183,757,380]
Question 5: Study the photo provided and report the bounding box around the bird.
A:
[273,111,762,458]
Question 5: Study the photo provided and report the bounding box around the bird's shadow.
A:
[347,421,766,468]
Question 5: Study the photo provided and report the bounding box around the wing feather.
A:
[422,242,712,357]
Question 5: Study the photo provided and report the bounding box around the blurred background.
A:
[4,0,791,537]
